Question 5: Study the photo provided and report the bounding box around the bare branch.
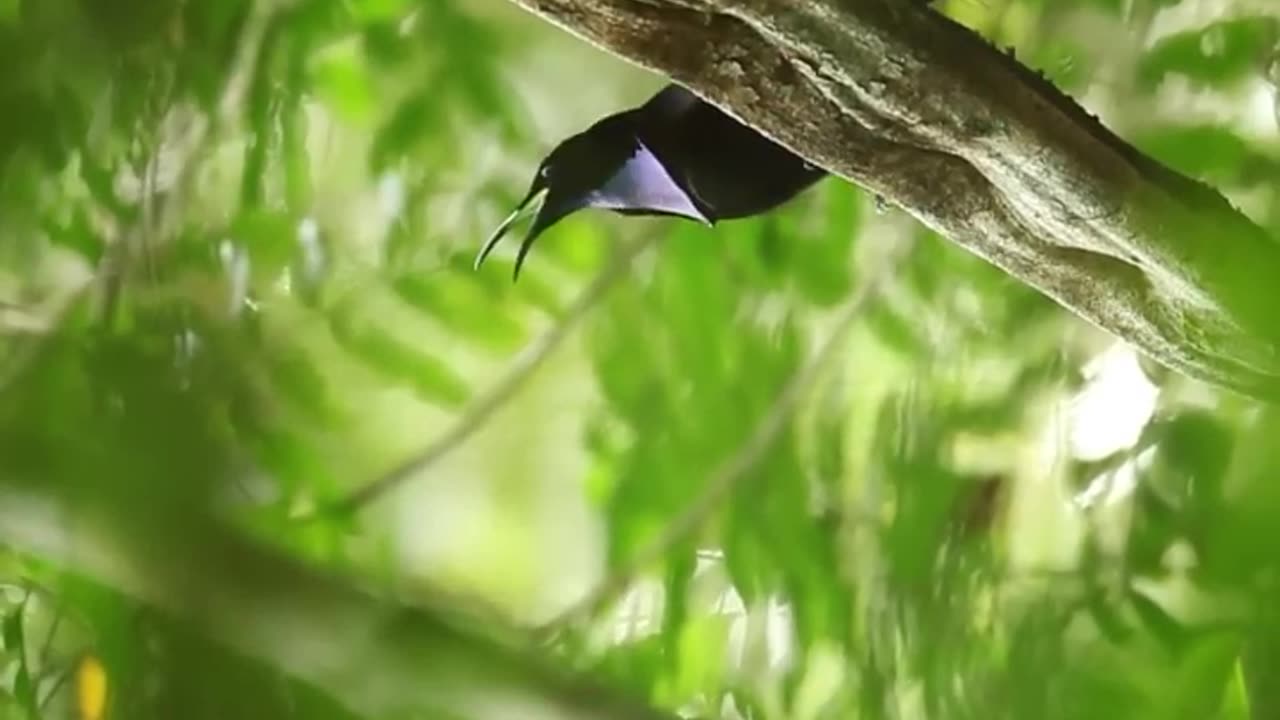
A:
[331,234,657,515]
[505,0,1280,401]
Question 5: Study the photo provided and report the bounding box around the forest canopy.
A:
[1,0,1279,719]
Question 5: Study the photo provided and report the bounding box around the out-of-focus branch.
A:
[548,237,912,630]
[505,0,1280,402]
[330,233,656,515]
[0,487,678,720]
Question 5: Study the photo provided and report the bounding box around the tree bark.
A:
[510,0,1280,401]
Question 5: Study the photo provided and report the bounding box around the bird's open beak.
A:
[474,184,549,276]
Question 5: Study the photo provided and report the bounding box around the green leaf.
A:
[3,598,36,715]
[282,103,312,212]
[264,345,347,425]
[1132,125,1280,185]
[1127,588,1188,653]
[793,184,860,305]
[1151,632,1239,720]
[668,613,731,701]
[44,206,104,264]
[12,663,33,715]
[309,39,375,123]
[0,0,19,24]
[329,311,470,407]
[1138,17,1279,90]
[231,209,298,283]
[1087,589,1133,645]
[660,549,696,663]
[533,215,609,274]
[866,299,928,357]
[370,88,438,172]
[392,271,527,353]
[348,0,415,23]
[2,602,23,653]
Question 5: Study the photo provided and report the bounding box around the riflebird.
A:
[475,84,827,279]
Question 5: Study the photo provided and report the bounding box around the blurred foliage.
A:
[0,0,1279,718]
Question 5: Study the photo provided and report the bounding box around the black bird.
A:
[475,84,827,279]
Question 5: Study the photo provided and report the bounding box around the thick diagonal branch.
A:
[0,487,676,720]
[510,0,1280,401]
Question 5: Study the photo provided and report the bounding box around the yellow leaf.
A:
[76,654,108,720]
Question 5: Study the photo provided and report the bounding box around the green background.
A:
[1,0,1279,718]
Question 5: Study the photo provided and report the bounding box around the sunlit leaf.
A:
[393,271,527,353]
[1138,17,1279,90]
[310,39,375,123]
[329,310,470,407]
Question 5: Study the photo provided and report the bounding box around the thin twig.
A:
[545,238,913,632]
[37,605,63,671]
[328,234,657,516]
[37,661,73,712]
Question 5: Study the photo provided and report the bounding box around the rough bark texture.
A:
[511,0,1280,401]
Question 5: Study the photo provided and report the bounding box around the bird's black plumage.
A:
[476,84,827,279]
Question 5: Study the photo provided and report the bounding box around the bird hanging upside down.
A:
[475,83,828,280]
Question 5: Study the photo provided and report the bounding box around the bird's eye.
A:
[539,165,550,178]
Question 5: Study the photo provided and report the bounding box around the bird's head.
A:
[473,118,631,280]
[474,112,707,280]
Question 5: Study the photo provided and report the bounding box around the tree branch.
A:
[330,234,656,516]
[0,487,678,720]
[506,0,1280,401]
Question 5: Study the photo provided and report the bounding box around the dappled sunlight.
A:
[1068,342,1160,463]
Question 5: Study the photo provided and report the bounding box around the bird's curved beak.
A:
[474,180,549,276]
